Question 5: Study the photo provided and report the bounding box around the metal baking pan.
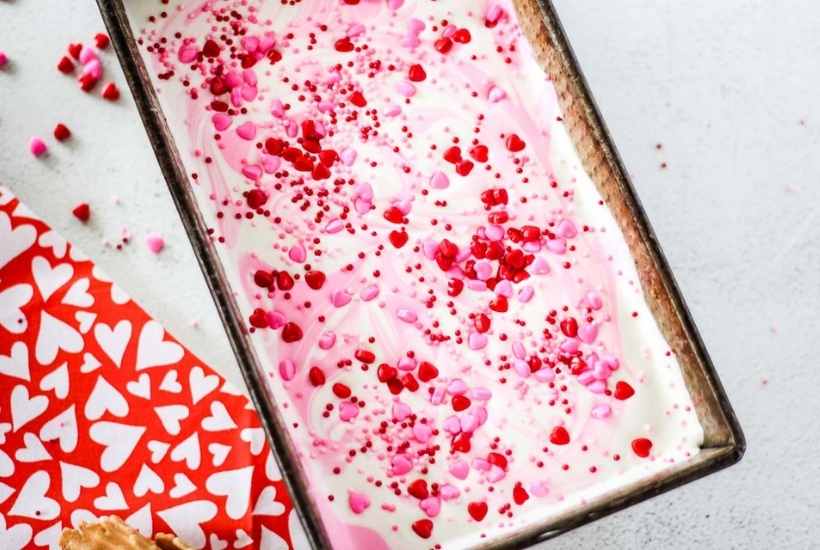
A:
[96,0,745,548]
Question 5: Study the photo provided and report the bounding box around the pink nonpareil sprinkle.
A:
[29,138,47,157]
[145,233,165,254]
[0,51,8,68]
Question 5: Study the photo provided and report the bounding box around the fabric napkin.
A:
[0,186,303,549]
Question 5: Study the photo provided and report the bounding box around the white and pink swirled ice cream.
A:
[128,0,703,548]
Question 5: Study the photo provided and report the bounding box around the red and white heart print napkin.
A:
[0,186,304,550]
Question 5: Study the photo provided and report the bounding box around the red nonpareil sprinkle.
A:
[94,33,110,49]
[72,203,90,222]
[308,366,326,386]
[467,501,488,521]
[57,56,75,74]
[408,63,426,82]
[411,519,433,539]
[101,82,120,101]
[549,426,570,445]
[281,322,303,343]
[53,123,71,141]
[614,381,635,400]
[631,438,652,458]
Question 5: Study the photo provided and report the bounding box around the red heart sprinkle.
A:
[349,90,367,107]
[253,270,274,288]
[383,206,404,224]
[417,361,439,382]
[355,349,376,364]
[434,37,453,54]
[57,56,75,74]
[94,33,110,49]
[389,230,408,248]
[451,431,471,453]
[78,73,98,92]
[308,366,326,386]
[408,63,427,82]
[281,322,303,343]
[401,373,419,392]
[411,519,433,539]
[101,82,120,101]
[453,28,472,43]
[451,394,471,412]
[318,149,338,167]
[469,144,488,162]
[512,482,529,505]
[467,501,488,521]
[407,479,429,500]
[549,426,570,445]
[68,43,82,60]
[202,39,221,58]
[489,295,508,313]
[614,381,635,400]
[249,308,269,329]
[474,313,491,333]
[487,452,507,470]
[265,138,285,155]
[332,383,351,399]
[506,133,526,152]
[246,188,268,209]
[447,278,464,297]
[304,270,326,290]
[54,123,72,141]
[312,163,330,180]
[560,317,578,337]
[443,146,462,164]
[276,271,294,291]
[71,203,90,222]
[334,37,354,53]
[631,438,652,458]
[377,363,397,382]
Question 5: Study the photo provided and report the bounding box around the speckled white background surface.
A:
[1,1,817,548]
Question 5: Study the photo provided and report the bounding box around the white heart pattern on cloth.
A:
[0,482,13,505]
[240,427,266,456]
[156,500,218,550]
[31,256,73,302]
[8,471,60,520]
[260,525,290,550]
[205,466,254,520]
[10,385,49,432]
[93,481,127,511]
[70,509,98,529]
[84,375,130,421]
[146,440,170,464]
[154,404,189,436]
[62,277,94,308]
[39,362,69,399]
[74,311,97,334]
[110,283,130,305]
[210,533,229,550]
[252,486,286,517]
[39,405,78,453]
[0,512,33,550]
[0,450,14,478]
[14,432,51,463]
[0,284,33,335]
[59,462,100,503]
[88,421,146,473]
[94,320,132,368]
[0,342,30,382]
[169,432,201,470]
[79,352,102,374]
[133,464,164,498]
[38,229,68,259]
[126,503,152,538]
[207,443,232,467]
[33,520,62,549]
[35,311,83,366]
[0,212,36,271]
[234,528,253,549]
[202,401,238,432]
[126,373,151,400]
[136,321,183,371]
[169,473,197,499]
[159,369,182,393]
[189,366,219,405]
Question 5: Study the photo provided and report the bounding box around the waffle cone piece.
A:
[59,516,194,550]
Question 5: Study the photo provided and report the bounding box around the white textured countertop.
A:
[1,1,817,548]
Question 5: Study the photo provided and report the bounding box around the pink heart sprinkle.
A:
[449,460,469,480]
[585,290,604,310]
[447,379,467,395]
[546,238,567,255]
[270,99,285,118]
[178,43,198,63]
[339,401,359,421]
[518,285,535,303]
[324,219,343,234]
[429,171,450,189]
[412,423,432,443]
[330,290,352,308]
[266,311,286,330]
[145,233,165,254]
[419,497,440,518]
[397,357,417,371]
[79,45,97,64]
[318,331,336,350]
[387,0,404,9]
[470,387,492,401]
[236,121,257,140]
[439,484,460,500]
[468,332,488,350]
[532,257,551,275]
[278,360,296,381]
[241,165,262,181]
[360,285,380,301]
[392,402,411,422]
[487,85,507,103]
[485,224,505,241]
[578,322,599,344]
[348,491,370,514]
[288,243,306,263]
[212,113,232,131]
[557,219,578,238]
[442,415,461,435]
[396,80,416,98]
[390,453,413,475]
[486,465,506,482]
[530,481,549,497]
[591,404,612,419]
[475,261,493,281]
[513,359,530,379]
[396,308,417,323]
[495,280,514,298]
[340,147,357,166]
